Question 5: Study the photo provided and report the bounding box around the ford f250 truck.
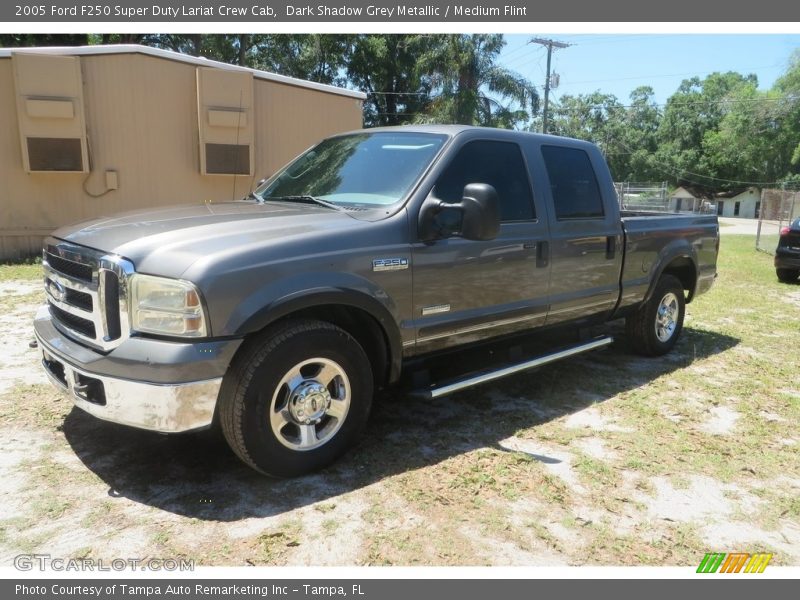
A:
[34,125,719,477]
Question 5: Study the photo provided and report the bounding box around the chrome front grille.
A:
[42,238,134,351]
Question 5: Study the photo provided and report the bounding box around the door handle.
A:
[605,235,617,260]
[536,240,549,268]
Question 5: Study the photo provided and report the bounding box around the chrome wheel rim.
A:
[269,358,350,451]
[655,292,679,342]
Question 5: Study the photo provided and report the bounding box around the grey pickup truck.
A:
[34,125,719,476]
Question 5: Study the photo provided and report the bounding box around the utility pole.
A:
[529,38,571,134]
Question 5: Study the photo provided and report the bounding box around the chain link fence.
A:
[615,181,669,211]
[756,188,800,254]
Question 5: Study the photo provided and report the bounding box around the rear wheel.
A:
[776,268,799,283]
[626,274,686,357]
[219,319,373,477]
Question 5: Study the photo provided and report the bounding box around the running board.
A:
[409,336,613,400]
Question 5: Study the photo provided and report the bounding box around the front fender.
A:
[222,272,404,380]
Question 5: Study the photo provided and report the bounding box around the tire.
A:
[776,268,799,283]
[219,319,373,477]
[626,274,686,357]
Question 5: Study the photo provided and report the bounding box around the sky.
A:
[499,34,800,107]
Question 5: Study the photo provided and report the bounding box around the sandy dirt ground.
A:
[0,238,798,567]
[718,217,764,236]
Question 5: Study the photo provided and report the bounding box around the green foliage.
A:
[347,35,432,126]
[546,66,800,190]
[543,86,663,181]
[0,33,89,46]
[413,34,539,127]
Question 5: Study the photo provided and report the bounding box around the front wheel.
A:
[626,274,686,356]
[776,268,799,283]
[219,319,373,477]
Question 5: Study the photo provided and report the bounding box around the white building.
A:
[668,186,700,212]
[716,187,761,219]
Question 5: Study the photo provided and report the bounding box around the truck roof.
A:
[335,124,597,148]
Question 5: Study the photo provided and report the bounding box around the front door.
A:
[411,139,551,354]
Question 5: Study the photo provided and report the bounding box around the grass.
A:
[0,233,797,567]
[573,453,618,488]
[1,384,70,429]
[255,520,302,564]
[0,258,42,281]
[31,494,72,519]
[372,234,799,565]
[0,290,42,311]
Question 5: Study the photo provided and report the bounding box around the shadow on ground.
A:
[61,325,739,521]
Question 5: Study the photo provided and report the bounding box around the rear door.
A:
[411,137,551,353]
[539,144,623,325]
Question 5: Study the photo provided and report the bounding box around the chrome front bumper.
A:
[35,308,222,433]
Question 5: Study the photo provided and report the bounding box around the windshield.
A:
[255,132,448,208]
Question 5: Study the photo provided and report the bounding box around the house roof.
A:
[671,186,697,199]
[716,186,759,199]
[0,44,367,101]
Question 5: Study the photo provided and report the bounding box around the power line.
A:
[503,45,546,70]
[552,34,676,47]
[529,37,572,134]
[550,93,797,113]
[500,41,533,61]
[555,63,785,88]
[366,91,430,96]
[606,135,794,187]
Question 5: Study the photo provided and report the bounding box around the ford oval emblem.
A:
[49,280,66,303]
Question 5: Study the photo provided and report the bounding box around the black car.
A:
[776,217,800,282]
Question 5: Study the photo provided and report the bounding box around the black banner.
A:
[3,0,800,22]
[3,579,797,600]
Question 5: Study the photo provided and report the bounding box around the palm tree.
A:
[413,34,538,128]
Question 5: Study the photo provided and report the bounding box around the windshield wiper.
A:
[245,191,264,202]
[265,195,343,211]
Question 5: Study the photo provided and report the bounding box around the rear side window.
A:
[541,145,604,220]
[434,140,535,222]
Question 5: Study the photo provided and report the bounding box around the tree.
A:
[701,85,782,184]
[773,50,800,176]
[0,34,89,47]
[246,35,352,85]
[622,86,662,181]
[655,71,758,193]
[543,86,663,182]
[138,34,208,58]
[131,34,352,85]
[413,34,538,127]
[347,35,433,126]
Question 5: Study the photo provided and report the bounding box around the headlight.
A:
[129,274,208,337]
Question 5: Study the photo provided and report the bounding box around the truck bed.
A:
[616,211,719,313]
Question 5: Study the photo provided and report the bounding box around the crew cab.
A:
[34,126,719,476]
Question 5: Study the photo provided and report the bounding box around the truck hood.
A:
[53,201,368,278]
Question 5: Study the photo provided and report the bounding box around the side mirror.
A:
[419,183,501,242]
[460,183,501,241]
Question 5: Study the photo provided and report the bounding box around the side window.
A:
[434,140,535,222]
[541,145,604,220]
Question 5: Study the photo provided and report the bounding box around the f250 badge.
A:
[372,258,409,272]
